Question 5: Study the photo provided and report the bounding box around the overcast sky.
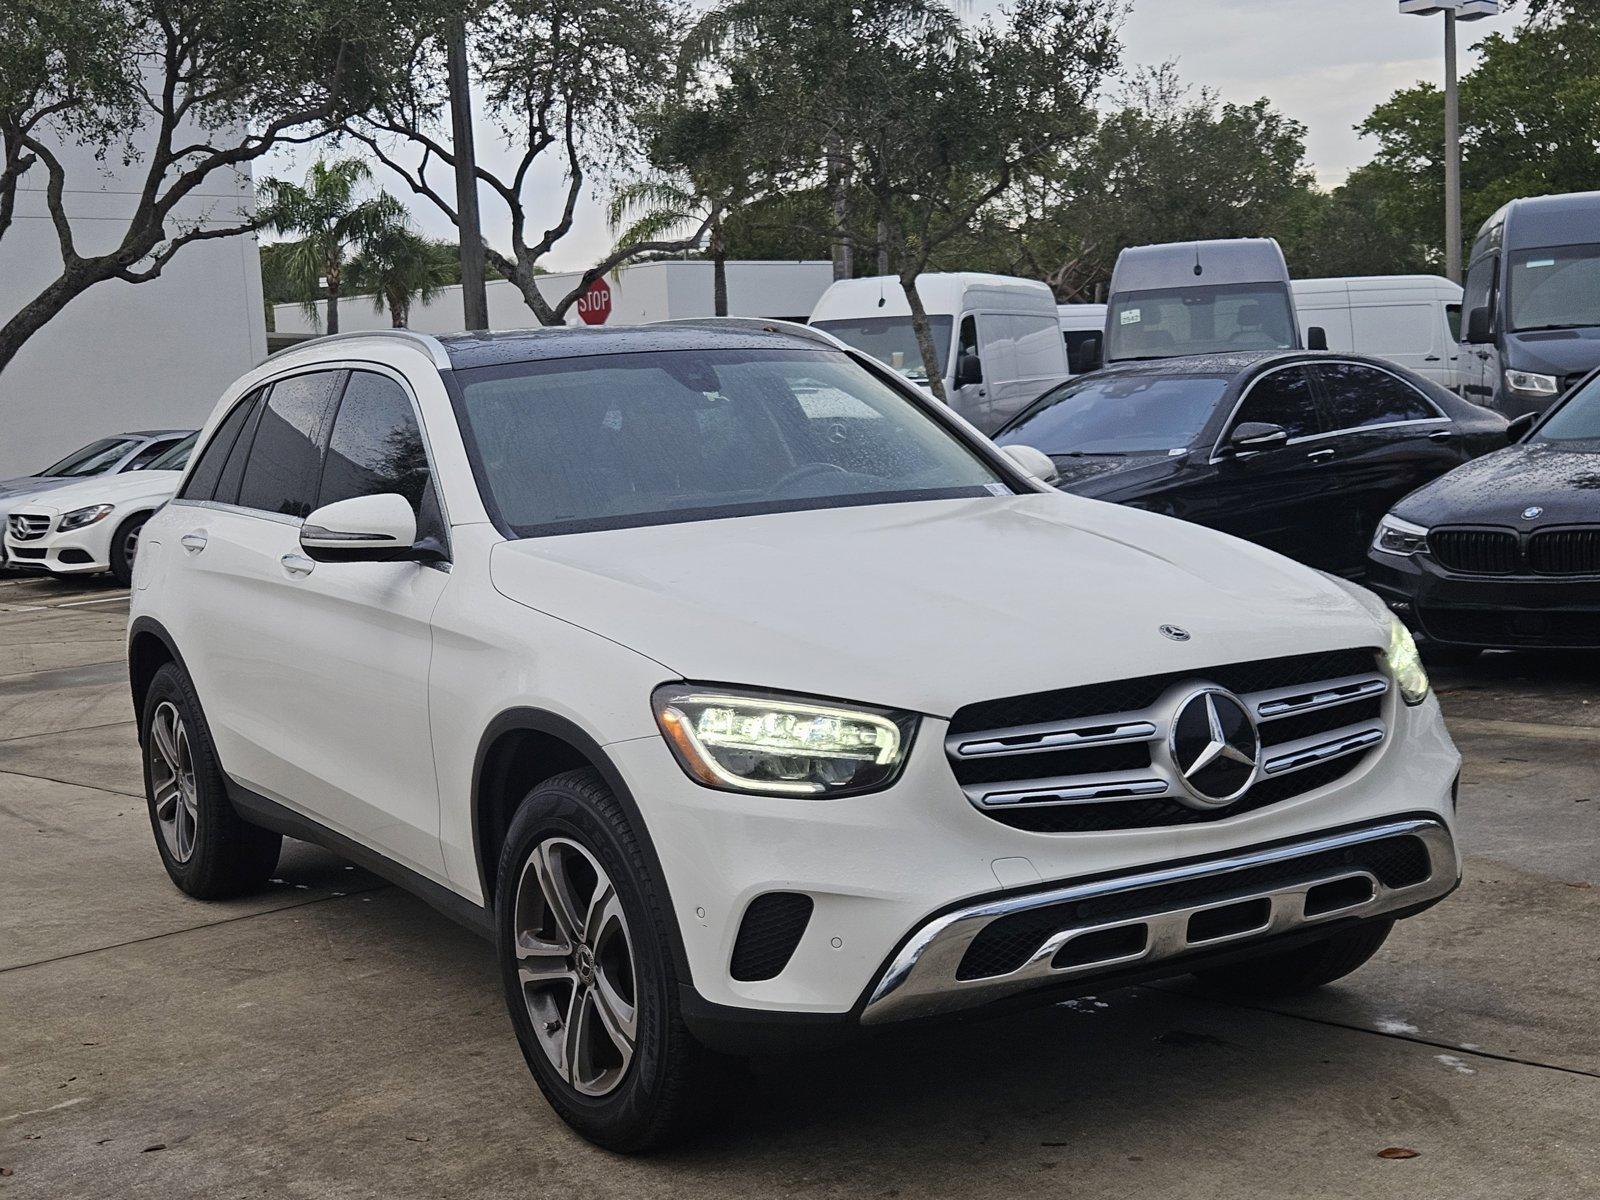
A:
[261,0,1506,270]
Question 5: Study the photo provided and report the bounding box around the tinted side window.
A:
[179,395,260,501]
[1314,363,1437,430]
[237,372,342,517]
[125,438,181,471]
[1232,366,1323,440]
[318,372,431,516]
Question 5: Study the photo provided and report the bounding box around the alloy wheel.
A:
[512,837,639,1097]
[122,523,142,570]
[149,701,198,862]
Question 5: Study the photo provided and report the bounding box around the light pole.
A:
[1399,1,1499,284]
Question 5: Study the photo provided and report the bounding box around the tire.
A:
[141,662,281,899]
[496,768,724,1152]
[109,512,148,586]
[1191,919,1394,997]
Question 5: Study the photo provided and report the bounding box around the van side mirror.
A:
[1222,421,1289,458]
[1306,326,1328,351]
[1466,305,1492,344]
[300,493,419,563]
[1505,411,1537,442]
[1076,333,1103,374]
[955,352,984,387]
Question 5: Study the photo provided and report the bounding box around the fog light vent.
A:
[729,892,814,982]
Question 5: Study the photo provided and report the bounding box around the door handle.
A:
[180,531,208,554]
[280,553,315,577]
[1306,448,1335,462]
[1428,429,1454,442]
[1424,355,1442,362]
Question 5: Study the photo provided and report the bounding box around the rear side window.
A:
[125,438,183,471]
[318,372,438,536]
[179,394,260,501]
[1232,366,1323,440]
[1313,362,1437,431]
[237,371,342,517]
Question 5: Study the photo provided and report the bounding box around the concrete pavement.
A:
[1,571,1596,1198]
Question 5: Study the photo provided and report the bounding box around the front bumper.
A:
[605,689,1461,1033]
[3,517,112,574]
[1367,549,1600,649]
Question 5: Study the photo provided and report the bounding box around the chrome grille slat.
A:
[7,513,51,541]
[1261,723,1386,777]
[948,715,1156,760]
[1247,673,1389,720]
[966,772,1169,809]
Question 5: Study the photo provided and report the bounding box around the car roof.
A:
[435,324,829,370]
[1085,350,1307,379]
[125,429,196,438]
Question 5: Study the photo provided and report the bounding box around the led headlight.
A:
[1505,369,1558,397]
[58,504,115,531]
[653,684,917,797]
[1373,514,1429,556]
[1382,615,1430,706]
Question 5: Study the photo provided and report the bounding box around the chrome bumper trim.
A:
[860,818,1458,1025]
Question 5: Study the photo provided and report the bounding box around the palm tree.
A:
[609,179,730,315]
[257,158,406,335]
[349,230,452,328]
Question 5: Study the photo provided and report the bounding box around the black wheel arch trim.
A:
[126,615,194,732]
[471,706,696,989]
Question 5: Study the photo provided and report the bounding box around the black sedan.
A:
[994,351,1508,578]
[1366,368,1600,653]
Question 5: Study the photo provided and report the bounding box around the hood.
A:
[1049,452,1188,499]
[488,493,1387,717]
[7,470,181,515]
[1393,441,1600,527]
[0,475,86,500]
[1504,327,1600,379]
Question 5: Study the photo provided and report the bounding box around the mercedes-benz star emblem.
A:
[1522,505,1544,521]
[1159,624,1191,642]
[1168,689,1260,808]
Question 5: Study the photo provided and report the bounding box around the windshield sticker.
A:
[1120,308,1142,325]
[984,482,1010,496]
[1525,259,1555,268]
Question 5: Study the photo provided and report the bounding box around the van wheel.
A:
[141,662,281,898]
[496,769,725,1152]
[109,512,148,586]
[1192,920,1393,997]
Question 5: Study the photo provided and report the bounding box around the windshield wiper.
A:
[1514,323,1595,333]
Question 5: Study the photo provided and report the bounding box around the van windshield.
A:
[452,347,1010,536]
[811,315,953,383]
[1508,244,1600,332]
[1106,283,1296,361]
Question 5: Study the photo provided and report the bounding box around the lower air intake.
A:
[729,892,814,982]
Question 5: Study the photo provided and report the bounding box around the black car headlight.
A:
[58,504,115,531]
[1373,514,1429,556]
[653,684,918,797]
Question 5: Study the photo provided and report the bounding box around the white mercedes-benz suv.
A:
[129,323,1461,1150]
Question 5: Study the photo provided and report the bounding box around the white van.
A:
[810,273,1070,433]
[1057,304,1106,375]
[1292,276,1464,392]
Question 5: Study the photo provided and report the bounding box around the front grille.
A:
[947,650,1387,833]
[1420,606,1600,648]
[956,834,1431,980]
[1428,528,1518,575]
[6,513,50,541]
[1528,527,1600,576]
[728,892,813,982]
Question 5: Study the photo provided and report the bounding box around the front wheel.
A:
[109,512,148,586]
[496,769,725,1152]
[1191,919,1393,997]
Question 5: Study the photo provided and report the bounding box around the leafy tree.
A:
[349,0,715,326]
[257,159,407,335]
[349,229,454,327]
[0,0,442,376]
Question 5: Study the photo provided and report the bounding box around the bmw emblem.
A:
[1522,506,1544,521]
[1160,624,1191,642]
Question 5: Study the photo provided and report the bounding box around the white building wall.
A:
[0,134,267,479]
[272,259,834,336]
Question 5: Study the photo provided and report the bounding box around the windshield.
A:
[811,316,953,382]
[1508,244,1600,332]
[997,375,1229,455]
[453,347,1010,536]
[1535,374,1600,443]
[1106,283,1296,361]
[143,433,197,472]
[40,438,140,478]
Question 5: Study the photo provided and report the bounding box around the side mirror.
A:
[1001,444,1060,486]
[300,493,419,563]
[1223,421,1290,458]
[1466,305,1492,344]
[1076,333,1103,374]
[1505,411,1537,442]
[1306,326,1328,351]
[955,351,984,387]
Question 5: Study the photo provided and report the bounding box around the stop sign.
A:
[576,277,612,325]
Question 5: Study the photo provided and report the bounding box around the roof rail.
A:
[264,328,453,370]
[648,316,850,353]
